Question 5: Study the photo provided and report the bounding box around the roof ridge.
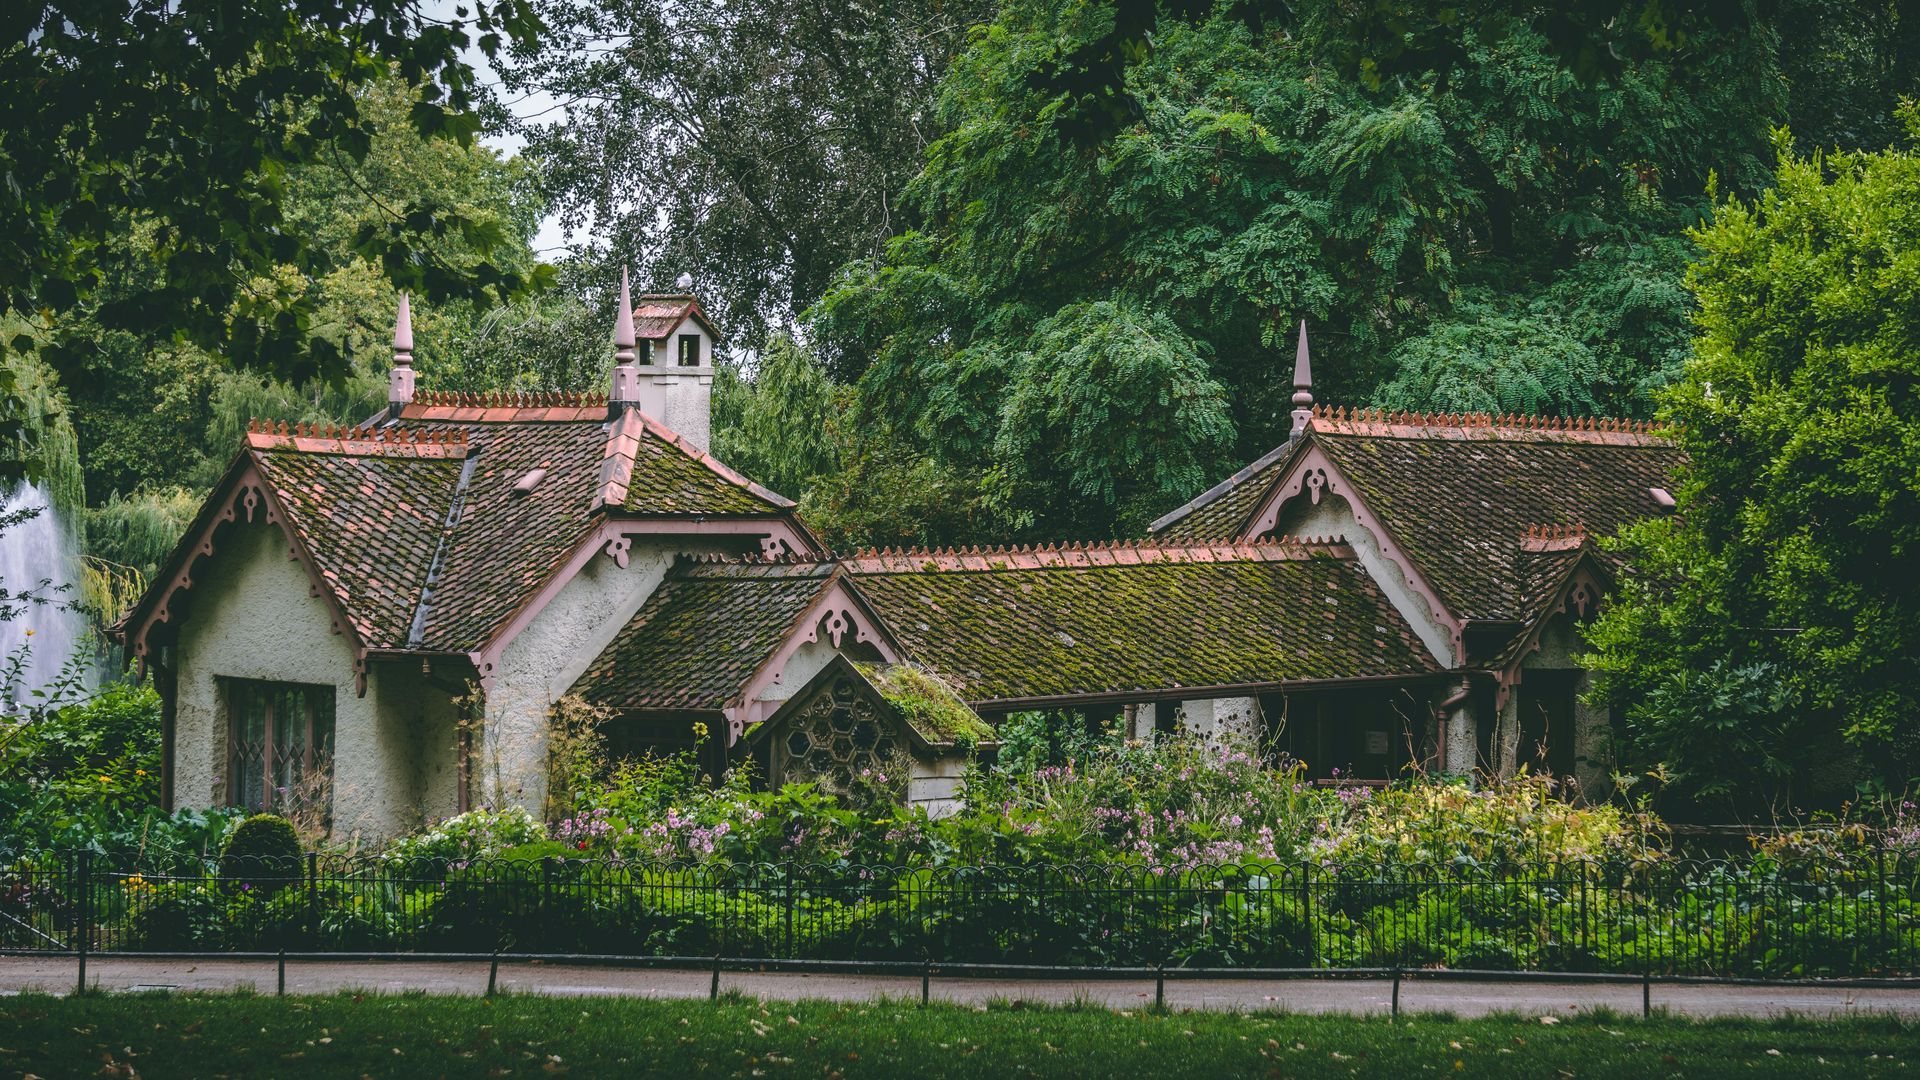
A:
[1309,404,1666,443]
[838,536,1351,573]
[413,390,609,408]
[246,419,469,458]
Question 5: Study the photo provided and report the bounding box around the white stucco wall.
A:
[1177,696,1261,747]
[477,537,696,814]
[172,521,431,842]
[909,754,967,818]
[752,639,842,709]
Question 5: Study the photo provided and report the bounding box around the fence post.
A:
[1301,863,1316,968]
[306,851,319,950]
[1878,850,1890,965]
[74,850,91,996]
[783,860,796,960]
[1391,967,1401,1022]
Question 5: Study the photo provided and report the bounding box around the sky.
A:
[424,0,577,258]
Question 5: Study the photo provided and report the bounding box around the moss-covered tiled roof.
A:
[1149,443,1300,541]
[1313,428,1677,622]
[619,427,789,516]
[845,543,1438,705]
[1149,410,1684,624]
[185,394,809,657]
[854,662,995,745]
[571,561,835,712]
[251,444,464,648]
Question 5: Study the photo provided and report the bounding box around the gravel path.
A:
[3,957,1916,1020]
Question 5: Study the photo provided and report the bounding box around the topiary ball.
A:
[218,814,303,893]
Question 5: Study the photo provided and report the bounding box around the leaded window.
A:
[225,678,334,820]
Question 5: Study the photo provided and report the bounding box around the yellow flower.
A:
[97,775,112,784]
[135,769,147,776]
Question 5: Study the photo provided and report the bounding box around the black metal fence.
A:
[3,852,1917,980]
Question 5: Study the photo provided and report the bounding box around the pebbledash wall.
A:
[172,522,442,841]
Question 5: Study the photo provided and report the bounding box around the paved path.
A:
[2,957,1917,1020]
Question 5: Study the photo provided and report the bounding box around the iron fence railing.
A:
[2,852,1916,980]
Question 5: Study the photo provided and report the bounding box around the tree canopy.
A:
[1586,111,1920,814]
[802,0,1794,540]
[0,0,548,482]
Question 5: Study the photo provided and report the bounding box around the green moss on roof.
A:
[855,662,994,746]
[622,431,786,515]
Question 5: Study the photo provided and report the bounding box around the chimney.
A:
[626,279,717,452]
[610,268,642,414]
[388,293,416,416]
[1289,320,1313,443]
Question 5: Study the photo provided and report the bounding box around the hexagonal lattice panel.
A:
[776,674,904,799]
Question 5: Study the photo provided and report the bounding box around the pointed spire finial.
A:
[1289,319,1314,443]
[388,293,416,411]
[613,268,637,363]
[610,267,641,413]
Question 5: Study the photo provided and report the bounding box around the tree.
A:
[807,0,1792,541]
[1586,112,1920,814]
[504,0,995,348]
[0,0,546,483]
[64,75,557,503]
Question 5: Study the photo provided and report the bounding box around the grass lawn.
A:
[0,992,1916,1078]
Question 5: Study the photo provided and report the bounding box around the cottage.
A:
[114,289,1683,841]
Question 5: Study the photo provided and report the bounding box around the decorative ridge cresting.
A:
[414,390,610,407]
[839,536,1352,573]
[246,419,469,458]
[1307,404,1664,443]
[1518,523,1590,552]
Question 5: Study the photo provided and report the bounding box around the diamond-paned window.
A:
[225,678,335,823]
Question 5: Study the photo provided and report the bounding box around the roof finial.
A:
[388,293,416,412]
[1289,319,1313,443]
[610,267,640,413]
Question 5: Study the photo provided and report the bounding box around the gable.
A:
[1153,408,1683,639]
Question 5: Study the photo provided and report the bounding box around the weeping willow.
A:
[0,317,85,525]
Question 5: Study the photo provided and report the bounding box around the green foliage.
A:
[1588,110,1920,814]
[711,337,847,500]
[83,488,202,582]
[802,0,1814,542]
[512,0,994,348]
[218,814,303,890]
[63,74,552,506]
[3,0,546,440]
[0,683,235,867]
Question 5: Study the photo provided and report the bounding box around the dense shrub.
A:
[217,815,302,892]
[382,807,546,875]
[0,682,240,867]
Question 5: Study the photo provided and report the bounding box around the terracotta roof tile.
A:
[248,436,465,648]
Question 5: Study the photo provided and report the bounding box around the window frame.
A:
[224,677,335,821]
[677,332,702,367]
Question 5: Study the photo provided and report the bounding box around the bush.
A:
[382,807,546,875]
[218,814,301,892]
